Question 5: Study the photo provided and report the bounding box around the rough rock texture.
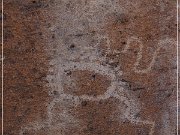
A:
[4,0,177,135]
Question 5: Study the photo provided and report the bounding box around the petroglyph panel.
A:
[4,0,177,135]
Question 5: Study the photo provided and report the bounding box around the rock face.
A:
[4,0,177,135]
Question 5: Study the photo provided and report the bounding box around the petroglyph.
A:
[108,37,176,74]
[19,20,176,135]
[20,60,155,135]
[18,0,176,134]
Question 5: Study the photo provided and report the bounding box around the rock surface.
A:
[4,0,177,135]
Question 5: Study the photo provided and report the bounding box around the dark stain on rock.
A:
[91,74,96,80]
[4,26,14,41]
[115,13,129,24]
[20,1,49,12]
[81,100,88,107]
[69,44,75,49]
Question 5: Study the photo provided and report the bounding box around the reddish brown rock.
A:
[4,0,177,135]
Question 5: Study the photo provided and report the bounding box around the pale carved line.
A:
[111,37,176,74]
[20,61,155,135]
